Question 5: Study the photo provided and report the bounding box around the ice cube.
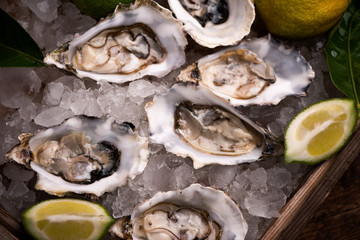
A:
[70,89,102,117]
[142,155,175,192]
[59,87,73,109]
[112,186,140,218]
[5,180,29,198]
[43,82,64,105]
[21,0,58,23]
[127,80,156,105]
[244,188,287,219]
[3,163,34,182]
[34,106,74,127]
[193,166,211,186]
[1,92,33,109]
[267,167,292,189]
[228,169,250,208]
[28,70,42,95]
[174,163,196,189]
[208,165,237,189]
[113,101,143,127]
[276,107,296,128]
[73,79,86,91]
[6,112,22,128]
[248,168,268,191]
[19,101,37,122]
[97,87,126,115]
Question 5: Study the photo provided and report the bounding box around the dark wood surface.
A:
[296,155,360,240]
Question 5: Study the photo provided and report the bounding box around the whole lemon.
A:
[254,0,350,39]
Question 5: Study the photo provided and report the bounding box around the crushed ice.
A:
[0,0,345,239]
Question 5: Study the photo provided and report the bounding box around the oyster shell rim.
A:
[145,82,271,169]
[44,0,188,84]
[111,183,248,240]
[177,35,315,106]
[167,0,256,48]
[6,117,149,197]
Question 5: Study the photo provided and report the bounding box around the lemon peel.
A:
[255,0,350,39]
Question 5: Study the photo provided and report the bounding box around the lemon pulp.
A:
[285,99,357,164]
[36,201,97,218]
[22,199,114,240]
[40,220,94,240]
[307,122,345,156]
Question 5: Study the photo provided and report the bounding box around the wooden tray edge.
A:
[261,122,360,240]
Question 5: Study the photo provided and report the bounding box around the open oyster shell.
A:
[145,83,278,169]
[44,0,187,84]
[110,184,248,240]
[178,36,315,106]
[167,0,255,48]
[6,117,149,197]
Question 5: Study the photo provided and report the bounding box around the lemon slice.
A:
[22,199,114,240]
[285,99,357,164]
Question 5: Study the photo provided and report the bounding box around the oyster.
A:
[167,0,255,48]
[178,36,315,106]
[44,0,187,84]
[6,117,149,196]
[145,83,277,169]
[110,184,248,240]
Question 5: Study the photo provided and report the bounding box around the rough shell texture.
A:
[44,0,187,84]
[168,0,255,48]
[145,83,275,169]
[6,117,149,196]
[111,184,248,240]
[177,35,315,106]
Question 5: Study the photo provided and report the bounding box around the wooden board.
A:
[297,155,360,239]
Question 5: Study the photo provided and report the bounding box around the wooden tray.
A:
[1,123,360,240]
[261,122,360,239]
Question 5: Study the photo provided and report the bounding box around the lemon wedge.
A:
[22,199,114,240]
[285,99,357,164]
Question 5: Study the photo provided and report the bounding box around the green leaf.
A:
[0,8,44,67]
[325,0,360,109]
[71,0,134,20]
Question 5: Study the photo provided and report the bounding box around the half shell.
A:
[145,83,277,169]
[6,117,149,196]
[178,36,315,106]
[168,0,255,48]
[110,184,248,240]
[44,0,187,84]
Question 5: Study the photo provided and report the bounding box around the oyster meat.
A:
[145,83,277,169]
[168,0,255,48]
[110,184,248,240]
[44,0,187,84]
[6,117,149,196]
[178,36,315,106]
